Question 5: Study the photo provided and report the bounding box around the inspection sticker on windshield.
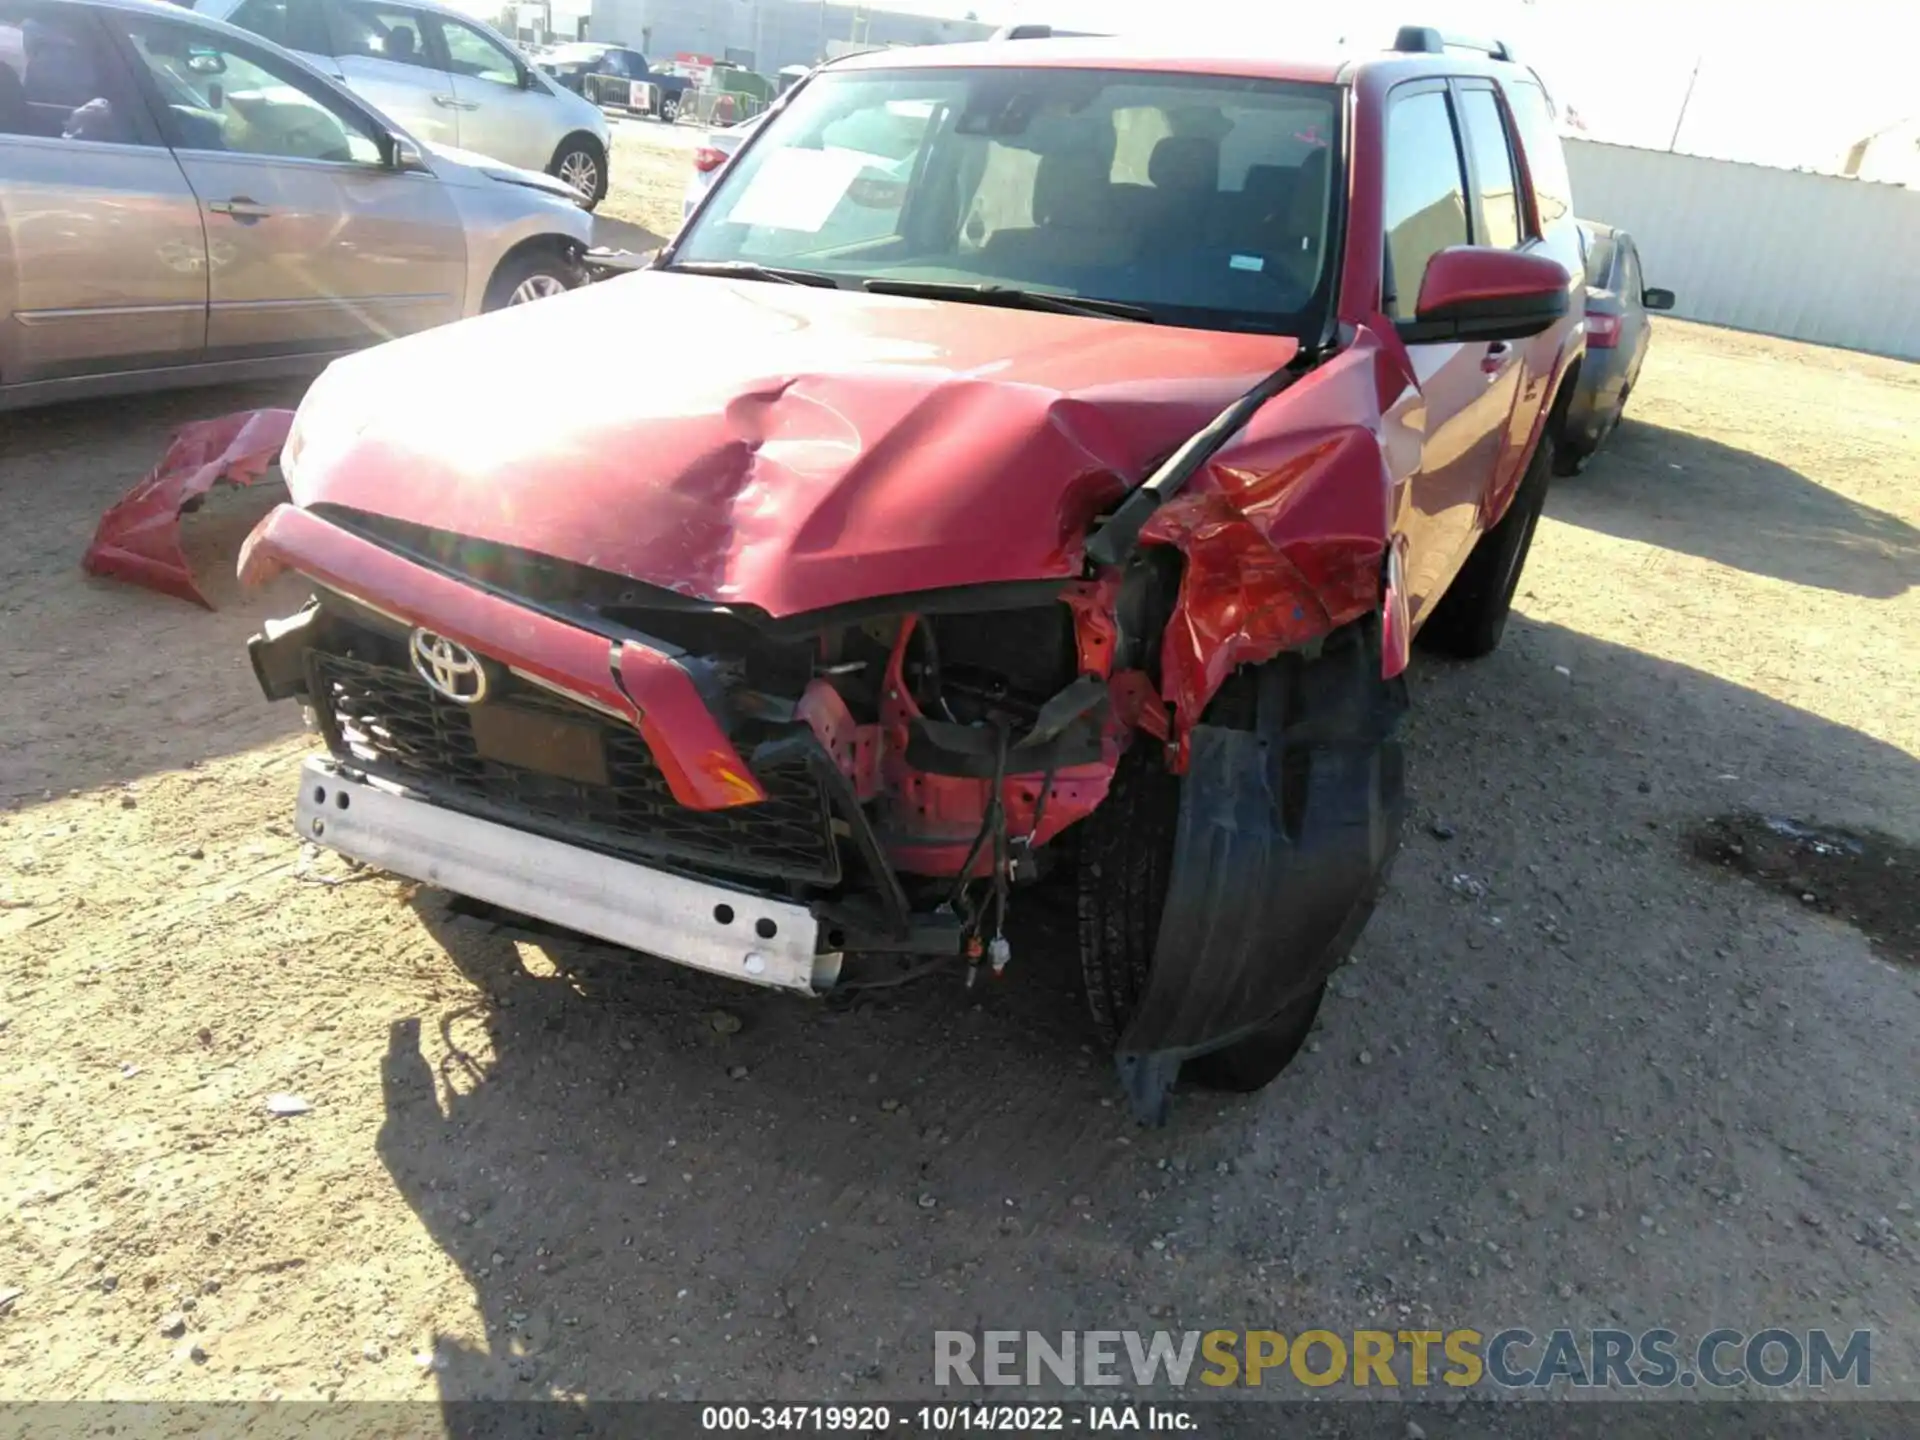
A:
[724,147,870,232]
[1229,254,1266,272]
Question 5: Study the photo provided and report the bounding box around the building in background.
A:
[1564,138,1920,360]
[1841,117,1920,188]
[577,0,995,72]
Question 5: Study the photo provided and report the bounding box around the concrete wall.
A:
[1564,139,1920,361]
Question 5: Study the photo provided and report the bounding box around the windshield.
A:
[671,66,1342,334]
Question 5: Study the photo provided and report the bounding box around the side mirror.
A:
[386,134,426,171]
[1642,287,1676,311]
[1397,247,1570,344]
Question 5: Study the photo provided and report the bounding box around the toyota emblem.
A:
[409,629,489,705]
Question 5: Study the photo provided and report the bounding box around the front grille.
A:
[308,650,840,885]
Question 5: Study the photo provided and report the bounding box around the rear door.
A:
[1450,80,1534,508]
[428,11,553,171]
[324,0,456,149]
[1380,80,1502,620]
[108,8,466,358]
[0,0,205,387]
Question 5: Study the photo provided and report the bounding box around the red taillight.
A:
[1586,312,1621,348]
[693,146,728,173]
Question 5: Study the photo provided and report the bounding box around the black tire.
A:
[1077,630,1405,1096]
[1076,742,1180,1046]
[1418,432,1552,659]
[482,246,582,312]
[659,97,680,123]
[1556,382,1629,477]
[548,134,607,210]
[1551,435,1590,478]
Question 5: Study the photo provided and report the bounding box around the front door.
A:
[1379,81,1510,622]
[1450,82,1531,505]
[428,11,552,172]
[0,0,205,387]
[109,9,466,358]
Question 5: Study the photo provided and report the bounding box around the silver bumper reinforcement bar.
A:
[295,757,836,993]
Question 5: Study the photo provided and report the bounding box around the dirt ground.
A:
[2,121,1918,1409]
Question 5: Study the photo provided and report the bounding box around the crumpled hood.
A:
[284,271,1297,618]
[423,141,584,203]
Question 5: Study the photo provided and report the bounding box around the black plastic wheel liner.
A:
[1114,639,1407,1125]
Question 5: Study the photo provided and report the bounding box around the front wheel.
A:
[1077,625,1406,1104]
[659,97,680,123]
[482,247,581,312]
[548,134,607,210]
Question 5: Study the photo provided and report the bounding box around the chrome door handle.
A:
[208,198,271,221]
[432,94,479,109]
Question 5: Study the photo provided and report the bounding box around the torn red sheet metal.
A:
[1135,344,1399,756]
[82,409,295,609]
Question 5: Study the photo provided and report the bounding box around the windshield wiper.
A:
[665,260,841,288]
[862,279,1153,322]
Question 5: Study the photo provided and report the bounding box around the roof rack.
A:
[988,23,1112,40]
[1392,25,1513,62]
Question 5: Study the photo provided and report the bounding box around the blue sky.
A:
[881,0,1917,173]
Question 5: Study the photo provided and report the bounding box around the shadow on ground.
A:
[371,617,1920,1410]
[1551,419,1919,598]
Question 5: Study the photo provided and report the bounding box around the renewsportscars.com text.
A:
[934,1328,1871,1390]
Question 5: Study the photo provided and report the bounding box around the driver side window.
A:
[0,2,143,145]
[332,3,436,72]
[116,16,384,164]
[1382,86,1470,320]
[432,17,519,87]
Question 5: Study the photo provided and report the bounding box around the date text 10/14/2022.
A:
[699,1406,1196,1432]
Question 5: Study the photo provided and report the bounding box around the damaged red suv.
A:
[240,29,1584,1122]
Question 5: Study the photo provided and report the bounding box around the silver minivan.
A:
[1,0,593,411]
[189,0,612,205]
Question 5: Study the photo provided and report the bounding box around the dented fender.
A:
[1126,333,1402,749]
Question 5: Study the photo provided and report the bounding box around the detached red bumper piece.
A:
[82,409,295,609]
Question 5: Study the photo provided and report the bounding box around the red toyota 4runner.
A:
[240,27,1585,1122]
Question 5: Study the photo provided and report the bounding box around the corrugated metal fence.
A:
[1564,139,1920,361]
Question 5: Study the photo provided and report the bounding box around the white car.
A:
[681,113,760,223]
[189,0,613,207]
[680,98,928,227]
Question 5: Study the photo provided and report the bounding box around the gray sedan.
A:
[1,0,592,412]
[188,0,613,208]
[1557,219,1676,473]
